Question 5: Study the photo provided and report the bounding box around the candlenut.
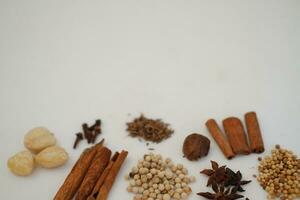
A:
[7,150,34,176]
[24,127,56,153]
[35,146,68,168]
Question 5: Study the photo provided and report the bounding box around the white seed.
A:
[158,184,165,191]
[175,188,183,193]
[175,177,181,183]
[158,171,165,178]
[132,166,139,173]
[182,168,188,174]
[179,174,185,179]
[127,186,133,192]
[177,164,183,170]
[181,192,188,199]
[173,192,180,199]
[163,194,171,200]
[145,156,151,162]
[136,179,142,186]
[130,179,136,186]
[147,173,153,179]
[143,190,150,196]
[142,183,148,189]
[133,187,139,194]
[138,187,144,193]
[134,174,140,180]
[150,168,157,174]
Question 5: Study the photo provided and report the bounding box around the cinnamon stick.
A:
[87,152,120,200]
[76,146,111,200]
[206,119,235,159]
[54,139,104,200]
[245,112,264,153]
[223,117,250,155]
[96,150,128,200]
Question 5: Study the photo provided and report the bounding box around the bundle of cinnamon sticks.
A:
[206,111,264,159]
[54,139,128,200]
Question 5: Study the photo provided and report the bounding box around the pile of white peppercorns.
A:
[125,153,195,200]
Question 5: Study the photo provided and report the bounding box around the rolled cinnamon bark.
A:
[223,117,250,155]
[76,147,111,200]
[54,139,104,200]
[87,152,120,200]
[206,119,235,159]
[245,112,264,153]
[96,150,128,200]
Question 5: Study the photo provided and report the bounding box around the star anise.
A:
[201,161,228,186]
[224,169,251,192]
[197,183,244,200]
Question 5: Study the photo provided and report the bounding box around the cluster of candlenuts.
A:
[7,127,68,176]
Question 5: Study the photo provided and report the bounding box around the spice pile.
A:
[73,119,102,149]
[257,145,300,200]
[125,153,194,200]
[7,127,68,176]
[54,139,128,200]
[127,114,174,143]
[206,111,264,159]
[198,161,251,200]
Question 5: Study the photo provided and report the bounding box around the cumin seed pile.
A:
[126,114,174,143]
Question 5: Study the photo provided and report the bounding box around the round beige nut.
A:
[7,150,34,176]
[24,127,56,153]
[35,146,68,168]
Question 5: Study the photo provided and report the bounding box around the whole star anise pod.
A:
[197,183,244,200]
[224,169,251,192]
[200,161,228,186]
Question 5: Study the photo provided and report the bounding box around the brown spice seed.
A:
[126,114,174,143]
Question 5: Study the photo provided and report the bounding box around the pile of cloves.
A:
[73,119,102,149]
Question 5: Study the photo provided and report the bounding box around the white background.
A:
[0,0,299,199]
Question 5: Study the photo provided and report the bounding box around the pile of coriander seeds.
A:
[257,145,300,200]
[125,153,195,200]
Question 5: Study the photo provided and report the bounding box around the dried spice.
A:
[197,183,243,200]
[125,153,194,200]
[73,133,84,149]
[183,133,210,161]
[257,145,300,200]
[200,161,227,186]
[126,114,174,143]
[73,119,102,149]
[198,161,251,200]
[224,169,251,192]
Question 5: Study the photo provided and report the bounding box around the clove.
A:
[90,119,102,143]
[82,123,93,143]
[73,133,83,149]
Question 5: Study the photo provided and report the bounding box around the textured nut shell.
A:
[35,146,68,168]
[7,150,34,176]
[24,127,56,153]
